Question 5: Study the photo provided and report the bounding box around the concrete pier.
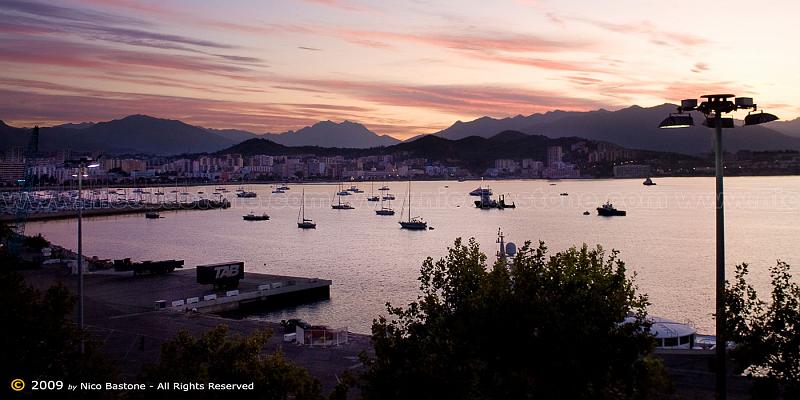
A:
[82,269,331,316]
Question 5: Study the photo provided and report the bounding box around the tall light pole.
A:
[68,157,100,354]
[659,95,777,400]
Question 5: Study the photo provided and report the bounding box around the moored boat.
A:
[596,201,626,216]
[243,211,270,221]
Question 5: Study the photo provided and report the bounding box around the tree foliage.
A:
[0,268,116,390]
[359,238,669,400]
[725,261,800,398]
[139,325,324,400]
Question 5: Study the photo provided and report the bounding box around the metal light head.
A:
[703,116,735,128]
[659,113,694,129]
[744,111,779,126]
[87,163,100,168]
[735,97,754,108]
[681,99,698,110]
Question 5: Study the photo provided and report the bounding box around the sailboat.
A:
[297,189,316,229]
[399,179,427,230]
[367,181,380,202]
[375,193,395,215]
[332,181,354,209]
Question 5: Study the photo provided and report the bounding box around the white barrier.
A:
[203,294,217,301]
[226,290,239,297]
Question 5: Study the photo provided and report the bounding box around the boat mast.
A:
[407,177,411,222]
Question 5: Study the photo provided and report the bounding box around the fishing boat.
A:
[243,211,270,221]
[297,189,316,229]
[596,201,626,216]
[399,179,427,230]
[474,190,515,209]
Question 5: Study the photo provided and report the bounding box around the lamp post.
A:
[68,157,100,354]
[659,95,777,400]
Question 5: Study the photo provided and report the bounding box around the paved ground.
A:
[22,266,371,392]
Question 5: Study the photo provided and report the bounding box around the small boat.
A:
[145,211,160,219]
[367,195,380,202]
[332,182,355,209]
[560,192,569,196]
[583,210,590,215]
[643,177,656,186]
[243,211,270,221]
[272,189,285,194]
[347,185,363,193]
[376,195,395,215]
[277,184,290,190]
[379,185,390,191]
[457,177,466,182]
[376,207,395,215]
[382,194,395,201]
[237,191,257,198]
[469,187,492,196]
[596,201,626,216]
[297,189,316,229]
[399,179,427,230]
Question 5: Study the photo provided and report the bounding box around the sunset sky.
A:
[1,0,798,139]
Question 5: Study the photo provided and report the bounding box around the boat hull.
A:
[399,221,427,230]
[596,208,626,216]
[297,222,316,229]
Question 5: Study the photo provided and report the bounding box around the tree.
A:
[0,268,116,393]
[725,261,800,398]
[139,325,324,400]
[358,238,669,400]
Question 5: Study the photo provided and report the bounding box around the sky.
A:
[1,0,799,139]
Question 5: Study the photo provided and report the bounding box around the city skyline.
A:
[1,0,799,139]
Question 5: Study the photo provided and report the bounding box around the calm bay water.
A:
[27,177,800,334]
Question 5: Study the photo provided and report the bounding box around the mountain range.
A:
[0,116,398,155]
[430,104,800,154]
[1,104,799,156]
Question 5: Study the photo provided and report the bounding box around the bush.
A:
[357,238,670,400]
[0,268,116,392]
[725,261,800,398]
[139,325,324,400]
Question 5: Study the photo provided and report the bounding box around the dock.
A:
[82,269,331,315]
[0,198,231,222]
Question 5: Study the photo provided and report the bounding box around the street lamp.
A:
[659,95,777,400]
[66,156,100,354]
